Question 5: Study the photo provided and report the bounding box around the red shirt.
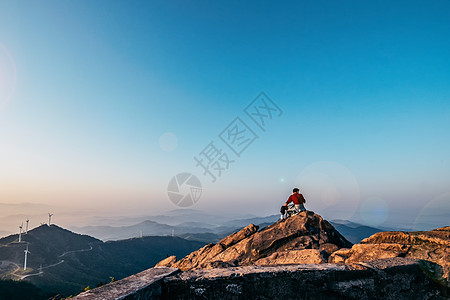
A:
[286,193,306,205]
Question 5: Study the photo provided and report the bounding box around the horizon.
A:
[1,1,449,234]
[0,202,445,237]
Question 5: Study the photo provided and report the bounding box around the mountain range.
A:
[0,224,204,298]
[68,211,384,245]
[1,209,448,299]
[0,209,388,299]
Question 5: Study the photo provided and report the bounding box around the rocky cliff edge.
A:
[157,211,449,289]
[158,211,352,270]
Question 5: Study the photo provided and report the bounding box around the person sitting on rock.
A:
[280,204,288,220]
[285,187,306,214]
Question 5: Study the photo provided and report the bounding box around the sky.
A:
[0,0,449,230]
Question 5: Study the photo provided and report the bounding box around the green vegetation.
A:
[0,279,52,300]
[0,224,205,298]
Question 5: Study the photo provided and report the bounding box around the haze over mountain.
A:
[1,208,448,299]
[0,224,204,297]
[2,202,448,244]
[329,219,388,244]
[65,209,384,245]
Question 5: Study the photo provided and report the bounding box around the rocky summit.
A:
[157,211,449,292]
[160,211,353,270]
[74,211,449,299]
[330,226,450,285]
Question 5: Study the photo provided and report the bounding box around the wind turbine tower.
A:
[18,223,23,242]
[24,243,30,270]
[25,218,30,234]
[48,213,53,226]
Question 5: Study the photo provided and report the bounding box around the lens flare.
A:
[295,161,360,220]
[413,192,450,231]
[359,196,389,227]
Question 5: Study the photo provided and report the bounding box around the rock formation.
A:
[163,211,352,270]
[155,211,449,295]
[162,258,445,300]
[155,255,177,267]
[76,258,447,300]
[329,226,450,286]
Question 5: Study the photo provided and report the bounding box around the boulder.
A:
[254,249,326,265]
[171,211,352,270]
[155,255,177,267]
[329,226,450,287]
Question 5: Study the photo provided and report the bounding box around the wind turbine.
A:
[48,213,53,226]
[25,217,29,234]
[18,223,23,242]
[24,243,30,270]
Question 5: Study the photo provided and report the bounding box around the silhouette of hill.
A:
[0,224,205,298]
[0,224,100,268]
[71,219,236,242]
[330,220,383,244]
[69,212,384,245]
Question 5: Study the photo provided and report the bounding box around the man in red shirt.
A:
[285,187,306,214]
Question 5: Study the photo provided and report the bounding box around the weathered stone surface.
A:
[254,249,326,265]
[155,255,177,267]
[220,223,259,248]
[170,243,214,270]
[172,211,352,270]
[72,267,179,300]
[71,213,449,300]
[329,243,409,263]
[319,242,339,254]
[329,226,450,286]
[163,258,446,299]
[171,224,259,270]
[73,213,449,299]
[71,259,447,300]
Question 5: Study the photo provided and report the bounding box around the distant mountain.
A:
[0,224,205,298]
[176,232,225,243]
[0,225,101,267]
[330,220,383,244]
[70,220,174,241]
[69,212,382,245]
[223,215,279,228]
[70,219,237,242]
[146,210,240,226]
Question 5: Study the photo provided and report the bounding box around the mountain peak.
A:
[160,211,352,270]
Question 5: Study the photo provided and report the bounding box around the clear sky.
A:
[0,0,449,230]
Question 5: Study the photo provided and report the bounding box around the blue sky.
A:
[0,0,449,229]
